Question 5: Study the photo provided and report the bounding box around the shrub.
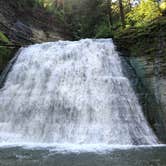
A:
[95,24,113,38]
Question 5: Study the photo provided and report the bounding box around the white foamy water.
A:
[0,39,158,150]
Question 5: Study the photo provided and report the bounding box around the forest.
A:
[8,0,166,39]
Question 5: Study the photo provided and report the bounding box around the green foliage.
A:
[126,0,161,27]
[0,32,10,43]
[160,1,166,10]
[160,1,166,15]
[13,0,166,39]
[0,46,12,73]
[95,24,113,38]
[16,0,38,10]
[115,16,166,56]
[0,46,11,58]
[38,0,53,8]
[65,0,105,39]
[0,31,12,72]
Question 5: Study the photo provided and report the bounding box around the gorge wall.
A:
[0,0,72,73]
[115,16,166,142]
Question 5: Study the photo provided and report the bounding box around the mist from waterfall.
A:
[0,39,158,147]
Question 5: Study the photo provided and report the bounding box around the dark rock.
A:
[9,20,33,44]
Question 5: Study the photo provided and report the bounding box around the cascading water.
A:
[0,39,158,147]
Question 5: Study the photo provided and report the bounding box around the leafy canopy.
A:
[126,0,161,27]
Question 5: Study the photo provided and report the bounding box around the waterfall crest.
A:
[0,39,158,145]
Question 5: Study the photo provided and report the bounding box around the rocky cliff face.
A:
[124,55,166,143]
[115,16,166,143]
[0,0,72,74]
[0,0,71,44]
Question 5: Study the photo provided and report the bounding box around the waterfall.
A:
[0,39,158,146]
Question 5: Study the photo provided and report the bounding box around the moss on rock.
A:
[114,16,166,57]
[0,31,10,43]
[0,31,14,74]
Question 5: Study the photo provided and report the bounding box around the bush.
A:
[95,24,113,38]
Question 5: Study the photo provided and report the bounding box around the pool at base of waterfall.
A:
[0,145,166,166]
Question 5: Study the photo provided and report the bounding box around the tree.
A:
[57,0,64,10]
[126,0,161,26]
[119,0,125,27]
[106,0,113,26]
[160,1,166,15]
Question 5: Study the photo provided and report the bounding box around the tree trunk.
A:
[119,0,125,28]
[54,0,58,8]
[107,0,113,27]
[57,0,64,10]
